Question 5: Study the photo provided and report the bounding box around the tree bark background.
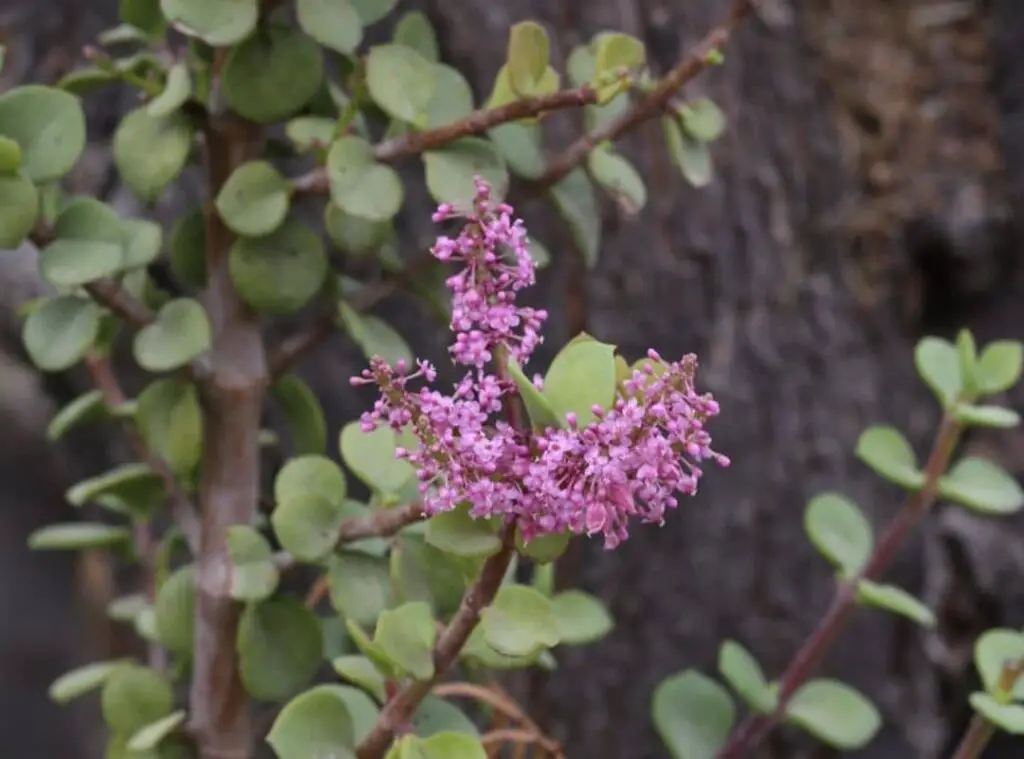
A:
[3,1,1024,759]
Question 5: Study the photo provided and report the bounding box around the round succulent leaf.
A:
[365,44,437,125]
[49,659,126,704]
[350,0,398,25]
[977,340,1024,396]
[267,685,357,759]
[65,462,164,513]
[159,0,258,46]
[423,138,508,208]
[286,116,335,152]
[330,685,381,745]
[101,664,174,735]
[543,335,617,428]
[271,374,328,456]
[651,670,735,759]
[58,67,119,97]
[238,597,324,702]
[506,355,559,430]
[136,377,203,477]
[154,565,196,655]
[857,579,936,627]
[914,336,961,407]
[22,294,101,371]
[424,64,473,129]
[488,123,545,180]
[121,0,167,37]
[168,209,207,287]
[324,203,394,256]
[273,492,347,562]
[515,528,570,564]
[974,628,1024,696]
[549,168,600,267]
[969,693,1024,735]
[481,584,561,658]
[339,421,416,495]
[274,454,347,507]
[222,24,324,124]
[679,98,726,142]
[327,136,403,222]
[0,172,38,247]
[331,655,386,703]
[506,21,550,93]
[938,456,1024,514]
[413,732,486,759]
[855,425,925,490]
[121,218,163,270]
[226,526,279,602]
[0,84,86,182]
[148,63,192,118]
[39,197,125,287]
[803,492,872,576]
[338,303,413,367]
[425,504,502,558]
[215,160,290,237]
[954,403,1021,429]
[47,389,107,441]
[296,0,363,55]
[28,523,131,551]
[785,679,881,750]
[228,217,328,315]
[587,147,646,216]
[461,624,542,671]
[412,696,480,738]
[550,590,613,646]
[663,117,712,188]
[373,601,437,680]
[133,298,211,372]
[327,551,392,627]
[114,108,193,201]
[0,134,23,173]
[717,640,776,714]
[392,535,471,618]
[127,710,187,752]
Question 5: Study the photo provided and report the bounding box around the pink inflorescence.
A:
[351,178,728,549]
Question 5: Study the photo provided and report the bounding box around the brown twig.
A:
[355,528,517,759]
[432,682,530,726]
[715,413,963,758]
[481,728,564,758]
[536,0,758,188]
[949,659,1024,759]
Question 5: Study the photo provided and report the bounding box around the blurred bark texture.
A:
[3,1,1024,759]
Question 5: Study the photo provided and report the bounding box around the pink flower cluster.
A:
[351,179,727,549]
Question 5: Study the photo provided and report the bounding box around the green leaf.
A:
[0,85,86,182]
[121,0,167,37]
[168,208,207,287]
[226,526,280,602]
[350,0,398,25]
[785,679,881,750]
[136,377,203,477]
[506,21,550,93]
[0,134,21,173]
[332,655,386,702]
[47,391,106,441]
[395,11,439,62]
[550,590,613,646]
[148,63,191,118]
[488,123,545,180]
[663,116,713,187]
[328,551,392,626]
[121,218,164,270]
[373,601,436,680]
[215,160,290,237]
[975,628,1024,697]
[339,421,416,495]
[28,522,130,551]
[955,403,1021,428]
[593,32,645,78]
[405,732,487,759]
[481,584,561,658]
[550,168,600,267]
[392,535,471,617]
[58,67,118,96]
[114,108,193,201]
[338,303,413,367]
[133,298,211,372]
[543,335,617,427]
[0,172,38,247]
[159,0,257,45]
[566,43,630,131]
[272,374,328,456]
[154,565,196,655]
[101,664,174,735]
[938,456,1024,514]
[222,23,324,124]
[412,697,481,738]
[718,640,776,714]
[127,710,186,751]
[22,295,100,371]
[331,685,381,744]
[977,341,1024,395]
[915,336,961,407]
[324,204,394,256]
[365,44,437,125]
[423,138,509,208]
[424,65,474,130]
[229,216,328,315]
[39,197,125,287]
[286,116,335,153]
[515,528,570,564]
[49,659,126,704]
[239,597,324,702]
[273,492,347,562]
[651,670,735,759]
[267,685,357,759]
[274,454,347,509]
[65,463,163,512]
[970,692,1024,734]
[587,147,646,216]
[956,328,979,395]
[327,136,404,222]
[803,492,873,577]
[297,0,363,55]
[425,504,502,558]
[679,99,726,142]
[856,579,935,627]
[855,425,925,490]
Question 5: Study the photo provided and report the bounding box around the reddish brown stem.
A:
[715,414,962,758]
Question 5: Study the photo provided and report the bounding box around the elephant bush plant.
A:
[3,0,1024,758]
